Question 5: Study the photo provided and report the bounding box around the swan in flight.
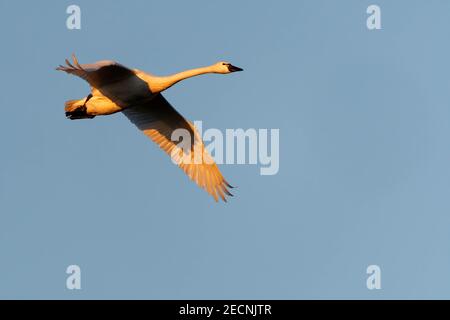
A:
[57,55,243,202]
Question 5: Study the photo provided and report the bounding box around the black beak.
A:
[228,64,243,72]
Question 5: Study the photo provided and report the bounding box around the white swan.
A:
[57,55,243,202]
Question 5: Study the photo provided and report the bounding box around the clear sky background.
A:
[1,0,450,299]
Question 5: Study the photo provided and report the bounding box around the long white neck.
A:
[151,66,215,92]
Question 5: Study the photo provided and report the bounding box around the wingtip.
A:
[65,58,73,68]
[224,180,235,189]
[72,53,83,69]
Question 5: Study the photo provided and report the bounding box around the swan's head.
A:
[212,61,243,74]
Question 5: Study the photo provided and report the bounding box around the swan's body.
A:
[57,55,243,202]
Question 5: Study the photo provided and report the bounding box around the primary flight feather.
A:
[57,55,243,202]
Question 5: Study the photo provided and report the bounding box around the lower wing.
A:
[122,94,233,202]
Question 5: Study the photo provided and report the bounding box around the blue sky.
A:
[1,0,450,299]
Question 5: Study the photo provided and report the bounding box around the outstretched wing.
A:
[122,94,233,202]
[56,54,136,88]
[57,54,153,107]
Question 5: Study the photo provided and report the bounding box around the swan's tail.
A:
[65,97,95,120]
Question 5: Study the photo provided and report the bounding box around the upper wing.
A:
[122,94,233,202]
[56,54,136,89]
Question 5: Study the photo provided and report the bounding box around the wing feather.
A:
[57,54,136,89]
[122,94,233,202]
